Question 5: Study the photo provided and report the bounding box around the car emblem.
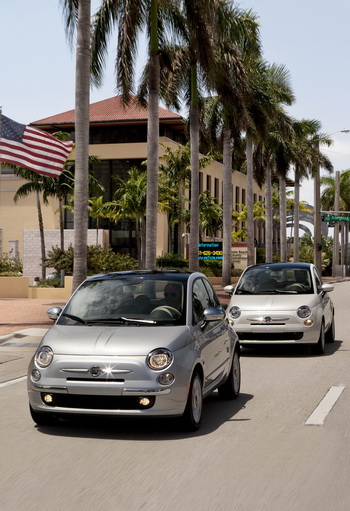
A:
[90,365,101,377]
[264,316,272,323]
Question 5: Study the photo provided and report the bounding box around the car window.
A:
[203,279,220,308]
[192,278,212,324]
[59,277,187,325]
[313,268,323,293]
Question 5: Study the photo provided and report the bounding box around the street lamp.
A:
[314,129,350,274]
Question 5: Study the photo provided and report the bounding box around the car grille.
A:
[40,393,155,410]
[238,332,304,341]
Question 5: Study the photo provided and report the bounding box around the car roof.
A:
[246,262,312,272]
[86,270,194,283]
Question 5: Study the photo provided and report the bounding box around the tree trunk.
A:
[189,64,200,272]
[36,191,46,281]
[72,0,91,292]
[246,136,254,266]
[177,182,184,258]
[145,0,160,270]
[222,125,232,286]
[279,175,287,262]
[265,165,273,263]
[293,170,300,262]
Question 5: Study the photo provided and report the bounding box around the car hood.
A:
[230,294,319,311]
[40,325,191,356]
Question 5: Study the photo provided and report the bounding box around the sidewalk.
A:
[0,299,66,337]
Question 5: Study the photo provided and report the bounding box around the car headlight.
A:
[228,306,241,320]
[35,346,54,368]
[147,348,173,370]
[297,306,311,319]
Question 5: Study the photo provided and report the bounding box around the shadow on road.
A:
[240,339,343,358]
[32,392,254,441]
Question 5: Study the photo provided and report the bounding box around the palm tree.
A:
[102,167,148,267]
[62,0,92,291]
[13,170,50,280]
[91,0,179,270]
[291,120,333,261]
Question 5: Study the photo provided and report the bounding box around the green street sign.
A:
[321,215,350,222]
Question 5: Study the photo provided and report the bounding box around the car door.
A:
[191,278,228,389]
[313,268,332,328]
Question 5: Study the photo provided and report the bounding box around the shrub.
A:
[0,254,23,276]
[156,253,189,269]
[44,245,138,275]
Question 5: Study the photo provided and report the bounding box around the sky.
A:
[2,0,350,207]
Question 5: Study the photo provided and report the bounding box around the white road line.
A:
[0,376,26,388]
[305,385,345,426]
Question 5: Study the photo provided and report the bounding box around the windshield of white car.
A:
[235,267,314,295]
[57,277,187,325]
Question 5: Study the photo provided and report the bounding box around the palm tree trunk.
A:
[265,165,273,263]
[72,0,91,292]
[189,64,200,272]
[145,0,160,270]
[36,191,46,281]
[222,125,232,286]
[177,183,184,258]
[246,136,254,266]
[293,170,300,262]
[279,175,287,262]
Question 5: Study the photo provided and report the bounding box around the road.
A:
[1,282,350,511]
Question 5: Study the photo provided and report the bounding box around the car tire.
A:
[29,405,58,426]
[325,314,335,343]
[180,372,203,431]
[311,322,325,355]
[218,348,241,400]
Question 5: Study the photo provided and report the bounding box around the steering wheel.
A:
[150,306,181,319]
[286,283,306,291]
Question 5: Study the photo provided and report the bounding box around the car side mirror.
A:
[47,307,62,321]
[321,283,334,293]
[224,285,235,295]
[203,307,225,322]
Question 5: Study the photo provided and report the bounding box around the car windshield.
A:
[57,276,187,326]
[235,266,314,295]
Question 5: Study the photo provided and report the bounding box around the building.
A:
[0,96,264,280]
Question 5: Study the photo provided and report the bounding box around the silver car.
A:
[224,263,334,355]
[28,270,240,430]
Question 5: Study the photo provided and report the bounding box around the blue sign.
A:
[198,242,223,260]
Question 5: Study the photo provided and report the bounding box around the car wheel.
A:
[218,348,241,400]
[325,314,335,343]
[181,373,203,431]
[29,405,58,426]
[311,322,325,355]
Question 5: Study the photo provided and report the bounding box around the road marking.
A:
[0,376,26,388]
[305,385,345,426]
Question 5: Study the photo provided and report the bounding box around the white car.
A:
[224,263,334,355]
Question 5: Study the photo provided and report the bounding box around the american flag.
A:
[0,114,73,177]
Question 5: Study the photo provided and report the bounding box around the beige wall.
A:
[0,137,264,271]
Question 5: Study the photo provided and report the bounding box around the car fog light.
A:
[304,318,314,326]
[43,394,53,404]
[31,369,41,382]
[158,373,175,385]
[139,397,151,407]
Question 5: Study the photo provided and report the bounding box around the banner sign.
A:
[198,241,223,260]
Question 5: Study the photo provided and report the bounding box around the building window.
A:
[199,172,203,193]
[214,178,219,201]
[242,189,246,205]
[206,175,211,193]
[235,186,240,207]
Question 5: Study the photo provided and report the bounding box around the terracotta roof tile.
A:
[31,95,183,126]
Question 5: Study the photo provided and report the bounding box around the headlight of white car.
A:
[297,306,312,319]
[35,346,54,368]
[147,348,173,370]
[228,306,241,320]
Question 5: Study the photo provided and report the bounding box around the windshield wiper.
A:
[86,317,156,325]
[62,313,88,325]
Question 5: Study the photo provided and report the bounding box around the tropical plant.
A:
[91,0,180,270]
[62,0,92,291]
